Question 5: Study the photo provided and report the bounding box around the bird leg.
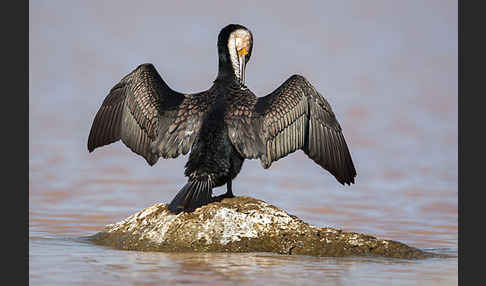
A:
[211,180,235,202]
[224,180,234,198]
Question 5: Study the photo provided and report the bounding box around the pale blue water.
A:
[30,1,457,285]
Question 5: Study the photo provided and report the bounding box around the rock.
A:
[90,196,439,259]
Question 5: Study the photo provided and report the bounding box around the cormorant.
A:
[87,24,357,214]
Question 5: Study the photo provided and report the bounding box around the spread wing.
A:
[228,75,356,185]
[87,63,209,166]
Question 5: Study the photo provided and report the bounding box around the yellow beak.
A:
[238,48,248,85]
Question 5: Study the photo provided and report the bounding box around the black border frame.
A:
[459,0,483,284]
[6,0,28,285]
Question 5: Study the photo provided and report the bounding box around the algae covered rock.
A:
[91,196,436,259]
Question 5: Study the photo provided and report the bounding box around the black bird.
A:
[87,24,357,214]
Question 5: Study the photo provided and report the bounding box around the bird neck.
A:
[216,51,240,83]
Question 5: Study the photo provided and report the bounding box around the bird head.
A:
[217,24,253,85]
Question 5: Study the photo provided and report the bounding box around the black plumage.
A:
[87,24,357,214]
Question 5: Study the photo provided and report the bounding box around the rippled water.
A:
[30,1,457,285]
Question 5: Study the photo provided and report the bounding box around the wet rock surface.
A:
[91,196,442,259]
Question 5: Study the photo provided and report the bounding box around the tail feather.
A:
[168,180,213,214]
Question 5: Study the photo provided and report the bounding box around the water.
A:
[30,1,457,285]
[30,236,456,285]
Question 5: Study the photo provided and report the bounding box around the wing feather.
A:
[227,74,356,185]
[87,63,210,165]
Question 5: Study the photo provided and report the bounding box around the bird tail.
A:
[168,180,213,214]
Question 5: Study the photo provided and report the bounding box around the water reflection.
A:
[30,235,457,286]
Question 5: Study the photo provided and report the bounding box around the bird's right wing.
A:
[87,63,210,165]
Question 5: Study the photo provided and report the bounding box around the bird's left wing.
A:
[227,75,356,185]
